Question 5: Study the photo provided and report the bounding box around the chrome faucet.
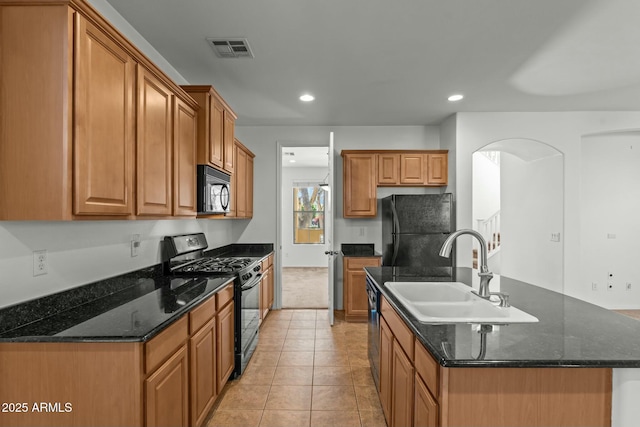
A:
[439,229,494,298]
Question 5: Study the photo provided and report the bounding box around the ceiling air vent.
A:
[207,38,254,58]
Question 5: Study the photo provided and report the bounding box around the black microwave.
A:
[197,165,230,214]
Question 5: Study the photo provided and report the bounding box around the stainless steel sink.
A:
[385,281,538,324]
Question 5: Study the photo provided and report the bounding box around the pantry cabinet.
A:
[0,0,198,221]
[342,150,449,218]
[343,256,381,322]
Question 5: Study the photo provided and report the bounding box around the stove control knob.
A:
[254,265,261,272]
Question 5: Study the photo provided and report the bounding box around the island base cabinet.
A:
[145,344,189,427]
[440,367,612,427]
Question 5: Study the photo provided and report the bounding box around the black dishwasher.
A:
[366,275,381,390]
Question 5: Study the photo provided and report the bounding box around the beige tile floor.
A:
[206,309,387,427]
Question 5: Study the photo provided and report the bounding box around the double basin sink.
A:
[385,281,538,324]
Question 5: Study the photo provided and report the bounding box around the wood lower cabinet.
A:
[343,256,381,322]
[189,318,217,427]
[260,253,275,321]
[378,295,613,427]
[0,284,236,427]
[414,373,438,427]
[0,0,198,220]
[217,300,235,391]
[145,344,189,427]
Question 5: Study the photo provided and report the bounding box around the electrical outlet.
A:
[359,227,365,237]
[592,282,598,291]
[550,232,561,242]
[33,250,48,276]
[131,234,141,257]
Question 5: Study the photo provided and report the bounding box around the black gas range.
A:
[163,233,262,377]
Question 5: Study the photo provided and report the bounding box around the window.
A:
[293,185,325,244]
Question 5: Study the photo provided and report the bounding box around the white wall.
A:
[281,166,329,267]
[451,111,640,307]
[500,153,563,292]
[472,153,501,222]
[580,132,640,308]
[234,125,442,308]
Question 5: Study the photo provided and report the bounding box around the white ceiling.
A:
[282,147,329,168]
[104,0,640,126]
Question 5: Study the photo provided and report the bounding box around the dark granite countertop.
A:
[365,266,640,368]
[341,243,381,257]
[0,243,274,343]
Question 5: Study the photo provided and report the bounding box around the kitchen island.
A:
[365,266,640,427]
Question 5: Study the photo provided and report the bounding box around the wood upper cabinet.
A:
[136,66,173,216]
[343,257,381,322]
[342,152,377,218]
[427,153,448,185]
[378,153,400,185]
[233,139,255,219]
[223,112,236,174]
[181,85,237,174]
[74,13,136,216]
[344,150,448,218]
[173,97,197,217]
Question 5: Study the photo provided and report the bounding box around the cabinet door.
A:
[414,373,438,427]
[379,317,393,422]
[145,345,189,427]
[74,15,135,216]
[427,154,448,185]
[377,153,399,185]
[345,268,369,321]
[400,153,426,184]
[223,112,235,173]
[343,153,377,217]
[267,265,274,307]
[173,97,197,217]
[392,341,414,427]
[189,319,217,427]
[235,144,247,218]
[210,96,225,168]
[217,301,235,390]
[247,154,254,218]
[137,67,173,216]
[260,271,269,321]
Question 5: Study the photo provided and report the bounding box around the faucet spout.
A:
[439,229,493,297]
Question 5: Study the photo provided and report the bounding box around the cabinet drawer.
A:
[145,315,189,374]
[345,257,380,270]
[261,257,269,272]
[216,283,234,310]
[415,338,439,397]
[381,297,414,361]
[267,253,274,267]
[189,295,216,334]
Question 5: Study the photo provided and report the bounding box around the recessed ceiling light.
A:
[448,94,464,102]
[300,94,315,102]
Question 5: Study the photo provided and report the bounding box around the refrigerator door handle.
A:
[391,199,400,266]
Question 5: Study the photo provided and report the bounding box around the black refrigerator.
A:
[381,193,454,274]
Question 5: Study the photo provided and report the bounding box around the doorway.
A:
[280,145,330,308]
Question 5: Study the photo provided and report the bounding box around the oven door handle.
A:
[241,274,262,291]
